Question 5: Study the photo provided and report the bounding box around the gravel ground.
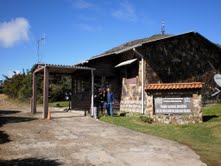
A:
[0,94,206,166]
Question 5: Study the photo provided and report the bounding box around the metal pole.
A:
[91,70,94,116]
[37,40,40,64]
[141,57,144,114]
[133,48,145,114]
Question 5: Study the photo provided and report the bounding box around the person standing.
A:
[98,89,105,116]
[107,88,114,116]
[93,94,99,119]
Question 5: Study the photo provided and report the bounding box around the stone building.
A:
[70,31,221,123]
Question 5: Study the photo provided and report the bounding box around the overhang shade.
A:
[32,64,95,74]
[145,82,203,91]
[115,58,137,68]
[31,63,95,118]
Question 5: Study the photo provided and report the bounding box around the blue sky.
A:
[0,0,221,80]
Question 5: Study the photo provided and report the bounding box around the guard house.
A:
[74,31,221,124]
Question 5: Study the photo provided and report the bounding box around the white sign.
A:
[154,97,192,114]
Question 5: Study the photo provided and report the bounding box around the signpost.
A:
[154,97,192,114]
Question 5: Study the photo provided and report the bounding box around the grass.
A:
[49,101,69,107]
[100,104,221,166]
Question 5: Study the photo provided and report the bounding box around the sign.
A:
[154,97,192,114]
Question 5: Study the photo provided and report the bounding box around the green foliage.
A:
[18,74,33,100]
[3,71,33,101]
[49,76,71,102]
[2,69,72,103]
[202,104,221,116]
[125,112,143,117]
[49,101,69,107]
[139,115,153,124]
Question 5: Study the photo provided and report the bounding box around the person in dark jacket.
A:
[99,89,107,116]
[93,94,99,119]
[106,88,114,116]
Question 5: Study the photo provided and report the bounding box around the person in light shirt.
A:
[106,87,114,116]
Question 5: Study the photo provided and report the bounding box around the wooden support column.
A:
[43,67,49,118]
[91,70,94,115]
[31,73,37,114]
[71,75,74,109]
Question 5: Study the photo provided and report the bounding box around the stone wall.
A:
[146,93,203,124]
[120,33,220,115]
[120,60,147,113]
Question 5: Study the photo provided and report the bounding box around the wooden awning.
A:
[31,63,95,118]
[145,82,203,91]
[115,58,137,68]
[32,64,95,74]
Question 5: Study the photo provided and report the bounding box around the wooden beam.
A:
[71,75,74,109]
[43,67,49,118]
[31,73,37,114]
[33,66,44,74]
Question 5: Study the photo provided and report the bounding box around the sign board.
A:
[214,74,221,88]
[154,97,192,114]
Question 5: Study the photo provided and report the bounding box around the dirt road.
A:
[0,107,206,166]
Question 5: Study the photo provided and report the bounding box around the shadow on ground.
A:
[203,115,220,122]
[0,130,10,144]
[0,111,37,145]
[0,116,37,127]
[0,110,21,115]
[0,158,61,166]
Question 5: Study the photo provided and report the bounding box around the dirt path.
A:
[0,94,29,110]
[0,106,206,166]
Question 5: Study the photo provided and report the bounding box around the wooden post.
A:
[141,57,144,114]
[71,75,74,109]
[91,70,94,115]
[31,73,37,114]
[43,67,49,119]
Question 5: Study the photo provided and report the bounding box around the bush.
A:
[2,67,71,103]
[140,115,153,124]
[3,71,33,100]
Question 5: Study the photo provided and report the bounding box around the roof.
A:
[31,63,95,74]
[145,82,203,91]
[82,31,221,63]
[89,34,170,61]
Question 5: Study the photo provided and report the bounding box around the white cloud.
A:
[0,17,30,48]
[71,0,94,9]
[112,0,137,22]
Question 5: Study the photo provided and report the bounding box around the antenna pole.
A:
[161,19,165,35]
[37,35,46,64]
[37,39,40,64]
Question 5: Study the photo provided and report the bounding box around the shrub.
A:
[140,115,153,124]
